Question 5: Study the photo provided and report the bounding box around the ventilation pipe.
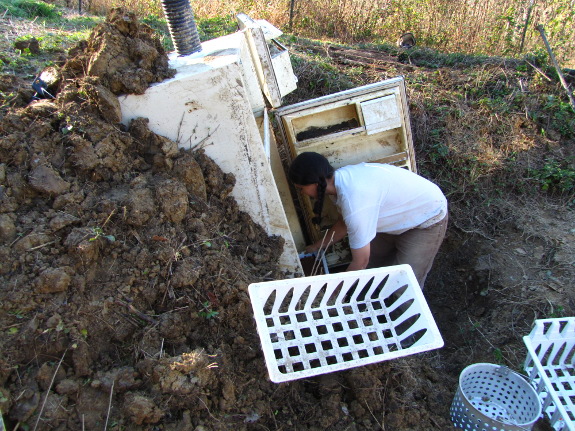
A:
[160,0,202,56]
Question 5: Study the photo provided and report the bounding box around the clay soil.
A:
[1,8,574,431]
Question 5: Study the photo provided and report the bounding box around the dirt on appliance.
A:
[1,7,574,431]
[296,118,360,141]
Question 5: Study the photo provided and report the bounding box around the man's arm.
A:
[347,243,370,271]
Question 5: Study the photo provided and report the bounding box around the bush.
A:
[0,0,61,19]
[533,159,575,194]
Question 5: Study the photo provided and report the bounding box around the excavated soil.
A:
[1,7,574,431]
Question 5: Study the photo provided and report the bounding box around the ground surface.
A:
[1,8,574,431]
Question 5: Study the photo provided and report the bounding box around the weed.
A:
[8,310,26,319]
[549,304,566,318]
[37,30,91,52]
[89,226,116,242]
[198,301,219,319]
[142,15,172,51]
[492,348,504,364]
[532,159,575,194]
[541,96,575,138]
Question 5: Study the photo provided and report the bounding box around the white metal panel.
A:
[361,94,402,135]
[168,33,266,115]
[237,14,283,107]
[270,43,298,98]
[256,114,307,252]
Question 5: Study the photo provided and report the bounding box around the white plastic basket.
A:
[450,363,542,431]
[523,318,575,431]
[248,264,444,383]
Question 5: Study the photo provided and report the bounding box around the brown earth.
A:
[1,7,574,431]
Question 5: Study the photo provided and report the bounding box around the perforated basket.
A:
[450,363,542,431]
[523,318,575,431]
[248,264,444,383]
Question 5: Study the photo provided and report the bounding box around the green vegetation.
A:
[36,30,92,52]
[0,0,61,19]
[533,159,575,194]
[142,14,238,52]
[89,227,116,243]
[197,15,238,41]
[198,301,219,319]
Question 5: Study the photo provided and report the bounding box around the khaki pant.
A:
[367,215,448,289]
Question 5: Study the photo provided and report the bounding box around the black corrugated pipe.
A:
[161,0,202,56]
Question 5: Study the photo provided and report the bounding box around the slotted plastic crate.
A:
[248,264,444,383]
[523,318,575,431]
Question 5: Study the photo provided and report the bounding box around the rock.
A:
[174,153,207,201]
[13,232,52,253]
[36,362,66,391]
[156,179,188,223]
[55,379,80,395]
[37,66,61,96]
[14,37,40,54]
[83,81,122,123]
[126,186,156,226]
[0,213,16,243]
[94,367,141,393]
[123,393,164,425]
[36,267,72,293]
[28,165,71,196]
[64,228,100,262]
[72,342,92,377]
[49,213,80,231]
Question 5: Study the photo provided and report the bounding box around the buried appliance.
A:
[118,13,437,381]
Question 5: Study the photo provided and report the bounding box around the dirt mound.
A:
[60,7,175,95]
[0,8,291,430]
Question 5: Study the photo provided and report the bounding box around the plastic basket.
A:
[523,318,575,431]
[248,264,444,383]
[450,363,542,431]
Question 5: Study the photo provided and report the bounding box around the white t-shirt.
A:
[334,163,447,249]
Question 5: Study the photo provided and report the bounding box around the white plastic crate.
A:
[523,318,575,431]
[248,264,444,383]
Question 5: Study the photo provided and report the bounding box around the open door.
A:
[274,77,416,269]
[237,13,297,108]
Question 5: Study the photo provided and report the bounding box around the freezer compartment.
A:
[276,79,415,172]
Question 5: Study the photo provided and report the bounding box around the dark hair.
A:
[288,152,334,225]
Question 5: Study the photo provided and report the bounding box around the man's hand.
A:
[305,216,348,254]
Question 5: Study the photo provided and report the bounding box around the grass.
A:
[0,2,102,76]
[0,0,61,19]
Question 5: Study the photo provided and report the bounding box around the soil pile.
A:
[0,8,293,430]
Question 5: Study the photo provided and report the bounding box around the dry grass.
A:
[85,0,575,65]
